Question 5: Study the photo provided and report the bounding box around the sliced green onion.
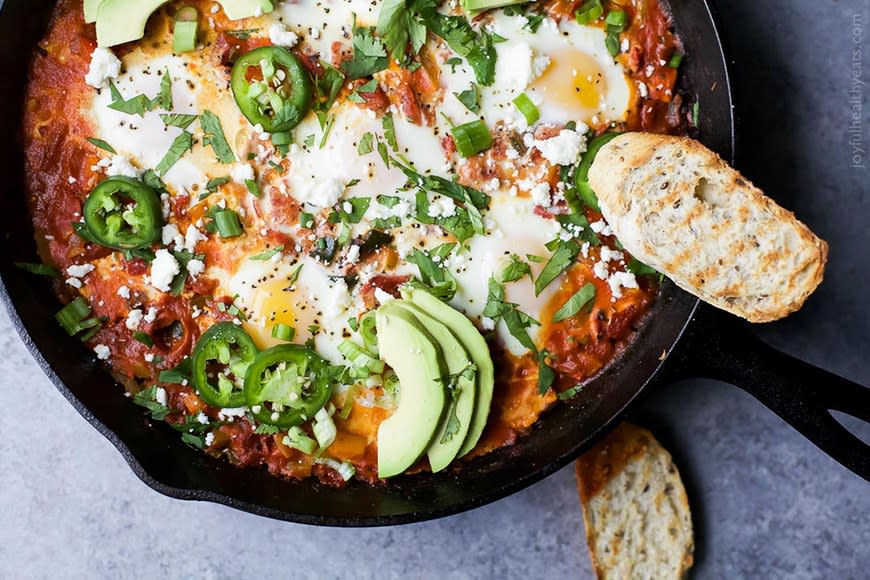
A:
[283,426,318,454]
[312,407,337,449]
[575,0,603,24]
[172,12,199,54]
[605,10,628,30]
[132,331,154,347]
[55,297,92,336]
[358,311,378,351]
[315,457,356,481]
[668,53,683,68]
[214,209,243,239]
[15,262,60,278]
[339,385,361,420]
[451,120,493,158]
[271,323,296,341]
[338,339,384,374]
[512,93,540,126]
[299,212,314,229]
[244,179,260,197]
[558,384,585,400]
[271,131,291,146]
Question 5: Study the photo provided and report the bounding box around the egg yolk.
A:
[242,275,300,350]
[531,48,608,120]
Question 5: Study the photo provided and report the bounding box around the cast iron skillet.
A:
[0,0,867,527]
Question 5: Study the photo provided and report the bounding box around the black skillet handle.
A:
[659,303,870,482]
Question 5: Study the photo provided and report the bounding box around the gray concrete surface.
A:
[1,0,868,578]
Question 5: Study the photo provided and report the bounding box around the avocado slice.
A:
[96,0,170,47]
[375,302,447,478]
[220,0,275,21]
[395,302,477,472]
[404,286,495,457]
[84,0,104,24]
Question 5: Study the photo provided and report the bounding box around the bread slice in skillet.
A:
[576,422,694,580]
[588,133,828,322]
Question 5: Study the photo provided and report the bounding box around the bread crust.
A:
[576,423,694,580]
[589,133,828,322]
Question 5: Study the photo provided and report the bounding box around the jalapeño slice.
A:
[82,176,162,250]
[191,322,259,408]
[230,46,313,133]
[573,132,623,212]
[244,344,332,428]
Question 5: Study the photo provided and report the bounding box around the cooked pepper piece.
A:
[82,176,162,250]
[244,344,332,428]
[191,322,259,408]
[230,46,313,133]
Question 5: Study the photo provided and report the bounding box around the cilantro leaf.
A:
[155,131,194,176]
[86,137,116,154]
[342,26,389,79]
[160,113,197,129]
[200,110,236,164]
[377,0,428,66]
[455,84,481,113]
[501,254,531,283]
[552,282,596,322]
[132,386,171,421]
[535,240,580,295]
[537,350,556,395]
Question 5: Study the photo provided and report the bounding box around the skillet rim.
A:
[0,0,735,526]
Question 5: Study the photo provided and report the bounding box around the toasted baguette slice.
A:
[588,133,828,322]
[576,423,694,580]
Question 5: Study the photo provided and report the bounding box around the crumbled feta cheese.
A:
[608,271,639,299]
[481,316,496,331]
[374,288,395,305]
[219,407,247,420]
[68,176,78,184]
[532,55,551,78]
[98,155,141,178]
[204,432,215,446]
[294,174,346,208]
[117,285,131,299]
[66,264,95,278]
[144,353,155,363]
[85,47,121,89]
[125,309,144,330]
[196,412,209,424]
[93,344,111,360]
[268,23,299,48]
[589,220,613,236]
[533,129,588,166]
[637,81,649,99]
[529,183,551,207]
[345,244,360,264]
[183,225,208,253]
[186,259,205,277]
[150,249,180,292]
[599,246,625,263]
[65,277,83,289]
[155,387,167,405]
[144,307,158,323]
[230,163,255,184]
[427,196,457,218]
[593,260,609,280]
[162,223,182,247]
